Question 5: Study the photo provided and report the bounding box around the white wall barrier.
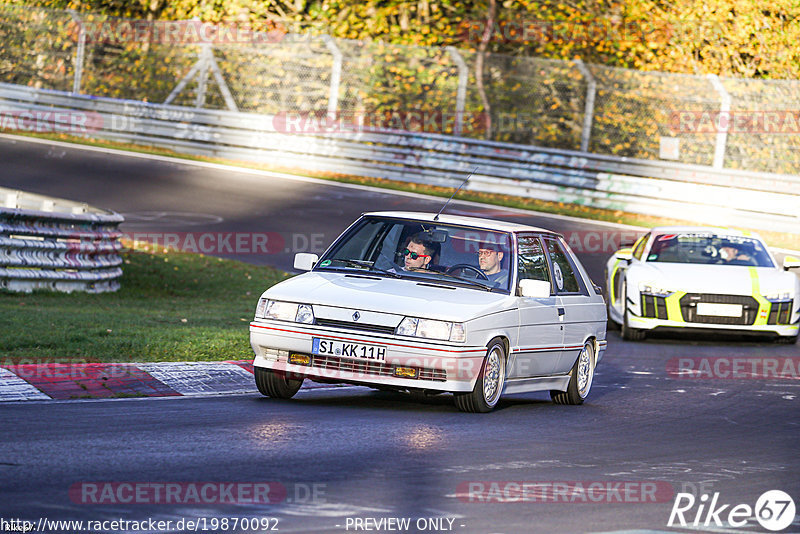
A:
[0,187,124,293]
[1,82,798,235]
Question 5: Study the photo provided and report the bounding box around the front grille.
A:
[768,300,793,325]
[418,368,448,381]
[314,318,396,335]
[641,294,668,319]
[307,354,447,382]
[679,293,759,325]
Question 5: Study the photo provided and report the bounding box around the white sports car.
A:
[606,226,800,343]
[250,212,607,412]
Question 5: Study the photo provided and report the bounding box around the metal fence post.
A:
[447,46,468,137]
[164,43,237,111]
[194,44,212,108]
[575,59,596,153]
[68,10,85,94]
[322,35,342,116]
[207,47,238,112]
[707,74,730,170]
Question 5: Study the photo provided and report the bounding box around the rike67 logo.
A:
[668,490,796,531]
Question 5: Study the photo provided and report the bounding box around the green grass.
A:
[0,244,289,363]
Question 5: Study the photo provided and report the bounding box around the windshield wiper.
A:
[427,271,495,291]
[326,259,401,278]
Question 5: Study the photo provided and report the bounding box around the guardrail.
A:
[0,186,124,293]
[1,82,798,235]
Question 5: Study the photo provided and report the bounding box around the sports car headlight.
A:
[256,299,315,324]
[396,317,465,342]
[639,282,674,297]
[764,291,792,302]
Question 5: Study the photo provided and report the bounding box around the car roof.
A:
[362,211,556,234]
[648,226,765,241]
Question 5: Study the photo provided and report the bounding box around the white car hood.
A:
[263,271,512,322]
[631,263,795,296]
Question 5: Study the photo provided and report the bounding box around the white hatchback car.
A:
[606,226,800,343]
[250,212,607,412]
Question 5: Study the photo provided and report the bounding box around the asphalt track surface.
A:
[1,135,799,534]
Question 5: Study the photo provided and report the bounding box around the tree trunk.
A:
[475,0,496,140]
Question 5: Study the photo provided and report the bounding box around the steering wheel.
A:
[446,263,489,280]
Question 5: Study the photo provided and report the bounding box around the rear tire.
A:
[455,340,506,413]
[551,341,595,405]
[255,367,303,399]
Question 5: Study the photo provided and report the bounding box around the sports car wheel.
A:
[621,284,646,341]
[604,269,620,330]
[455,340,506,413]
[255,367,303,399]
[551,341,595,405]
[606,297,620,330]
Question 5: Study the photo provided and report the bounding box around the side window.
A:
[544,238,581,294]
[632,233,650,261]
[517,236,550,286]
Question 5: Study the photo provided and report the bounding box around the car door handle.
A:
[557,307,565,316]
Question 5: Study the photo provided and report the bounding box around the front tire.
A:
[604,269,620,331]
[621,284,646,341]
[255,367,303,399]
[551,341,595,405]
[455,340,506,413]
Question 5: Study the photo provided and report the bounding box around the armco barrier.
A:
[1,82,799,234]
[0,187,124,293]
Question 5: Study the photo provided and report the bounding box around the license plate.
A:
[312,338,387,361]
[696,303,742,317]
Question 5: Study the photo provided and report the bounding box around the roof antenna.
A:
[434,166,477,221]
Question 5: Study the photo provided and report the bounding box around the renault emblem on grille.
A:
[352,311,361,321]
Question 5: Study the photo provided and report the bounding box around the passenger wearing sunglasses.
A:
[402,235,436,271]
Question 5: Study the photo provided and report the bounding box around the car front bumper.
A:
[627,314,799,337]
[250,320,488,392]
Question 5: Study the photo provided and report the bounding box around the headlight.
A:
[265,300,299,321]
[295,304,315,324]
[764,291,792,302]
[255,298,269,318]
[255,299,315,324]
[396,317,465,342]
[639,282,674,297]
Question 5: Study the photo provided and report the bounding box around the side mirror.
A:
[518,279,551,298]
[614,248,633,261]
[783,256,800,271]
[294,253,319,271]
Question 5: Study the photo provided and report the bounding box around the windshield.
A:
[646,233,774,267]
[316,217,513,292]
